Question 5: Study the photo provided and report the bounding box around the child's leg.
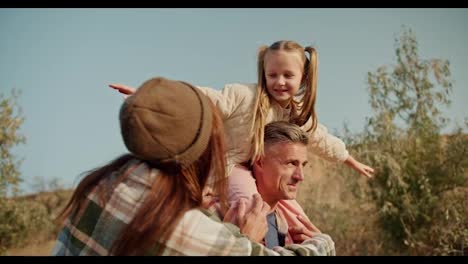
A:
[227,164,258,208]
[203,165,258,222]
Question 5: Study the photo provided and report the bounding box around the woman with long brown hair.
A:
[52,77,335,256]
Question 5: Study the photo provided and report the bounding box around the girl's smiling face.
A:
[264,50,304,108]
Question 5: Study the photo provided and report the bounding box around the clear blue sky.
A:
[1,8,467,194]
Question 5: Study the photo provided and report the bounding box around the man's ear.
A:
[251,158,263,180]
[254,157,264,169]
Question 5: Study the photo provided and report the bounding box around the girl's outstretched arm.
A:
[109,83,255,120]
[306,122,374,178]
[109,83,136,97]
[344,155,374,178]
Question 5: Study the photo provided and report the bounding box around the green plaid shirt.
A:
[52,158,335,256]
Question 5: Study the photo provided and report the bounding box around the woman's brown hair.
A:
[56,100,227,255]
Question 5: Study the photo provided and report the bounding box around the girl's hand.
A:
[109,83,136,98]
[289,215,321,243]
[223,198,244,226]
[345,155,375,178]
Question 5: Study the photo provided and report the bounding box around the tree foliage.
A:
[0,89,26,197]
[0,89,29,254]
[350,27,468,255]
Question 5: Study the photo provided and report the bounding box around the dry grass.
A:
[2,189,72,256]
[5,240,55,256]
[297,152,385,255]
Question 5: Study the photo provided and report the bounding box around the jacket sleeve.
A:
[303,120,350,163]
[165,209,335,256]
[271,233,336,256]
[196,83,256,120]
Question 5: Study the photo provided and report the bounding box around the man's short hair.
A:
[264,121,309,147]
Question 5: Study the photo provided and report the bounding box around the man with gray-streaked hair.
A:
[252,121,329,251]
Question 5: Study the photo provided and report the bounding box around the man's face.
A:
[255,141,308,204]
